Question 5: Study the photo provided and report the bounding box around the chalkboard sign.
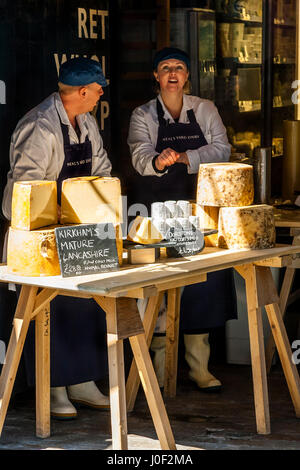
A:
[55,223,119,278]
[165,228,205,258]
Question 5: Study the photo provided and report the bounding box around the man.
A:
[2,57,112,418]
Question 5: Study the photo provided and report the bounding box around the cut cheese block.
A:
[7,225,61,276]
[115,223,123,266]
[61,176,122,225]
[197,162,254,207]
[218,204,276,249]
[127,216,164,244]
[11,180,57,231]
[197,205,219,247]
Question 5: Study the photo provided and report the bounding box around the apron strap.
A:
[156,99,168,126]
[187,108,197,124]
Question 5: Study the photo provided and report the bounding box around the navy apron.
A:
[134,98,237,330]
[24,117,108,387]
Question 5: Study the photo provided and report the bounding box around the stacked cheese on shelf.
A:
[7,176,124,276]
[7,181,61,276]
[196,162,276,249]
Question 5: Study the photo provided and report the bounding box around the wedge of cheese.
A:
[7,225,61,276]
[218,204,276,249]
[60,176,122,225]
[11,180,57,231]
[127,216,164,244]
[197,162,254,207]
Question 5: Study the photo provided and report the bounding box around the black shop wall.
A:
[0,0,112,227]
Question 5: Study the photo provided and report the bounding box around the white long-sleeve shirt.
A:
[127,94,231,176]
[2,92,112,220]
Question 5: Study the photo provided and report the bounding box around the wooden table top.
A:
[0,244,299,297]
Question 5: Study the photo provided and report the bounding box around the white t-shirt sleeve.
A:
[128,107,165,176]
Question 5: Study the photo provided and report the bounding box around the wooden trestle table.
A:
[0,243,300,448]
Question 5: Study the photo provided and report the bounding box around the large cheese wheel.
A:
[197,205,219,247]
[197,162,254,207]
[218,204,276,249]
[127,216,164,244]
[61,176,122,225]
[7,225,61,276]
[11,181,57,231]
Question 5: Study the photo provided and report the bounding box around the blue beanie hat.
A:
[58,57,107,87]
[153,47,190,70]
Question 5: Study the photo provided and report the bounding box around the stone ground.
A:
[0,361,300,452]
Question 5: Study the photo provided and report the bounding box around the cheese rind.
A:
[7,225,61,276]
[61,176,122,225]
[11,181,58,231]
[197,162,254,207]
[218,204,276,249]
[127,216,164,244]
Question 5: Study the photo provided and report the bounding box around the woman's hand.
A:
[155,148,180,170]
[177,152,189,165]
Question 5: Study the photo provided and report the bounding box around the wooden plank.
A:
[31,288,58,319]
[126,293,164,412]
[265,231,300,372]
[156,273,207,291]
[265,302,300,417]
[35,303,50,438]
[129,333,176,450]
[94,296,144,340]
[103,298,128,450]
[0,286,38,436]
[254,256,292,267]
[235,264,279,308]
[243,265,271,434]
[265,267,296,372]
[164,288,181,398]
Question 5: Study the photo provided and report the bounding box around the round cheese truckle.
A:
[197,162,254,207]
[7,225,61,276]
[218,204,276,249]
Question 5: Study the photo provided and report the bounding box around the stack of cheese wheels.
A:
[7,181,61,276]
[196,162,276,249]
[60,176,123,265]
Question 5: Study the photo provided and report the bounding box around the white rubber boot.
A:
[150,335,166,388]
[67,381,110,410]
[50,386,77,419]
[184,334,222,391]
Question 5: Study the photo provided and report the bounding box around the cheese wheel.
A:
[61,176,122,225]
[127,216,164,244]
[197,205,219,247]
[197,162,254,207]
[11,181,57,231]
[7,225,61,276]
[218,204,276,249]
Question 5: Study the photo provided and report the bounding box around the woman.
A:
[127,47,237,391]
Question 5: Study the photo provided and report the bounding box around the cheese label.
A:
[55,223,119,277]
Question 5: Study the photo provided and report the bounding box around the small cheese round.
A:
[197,162,254,207]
